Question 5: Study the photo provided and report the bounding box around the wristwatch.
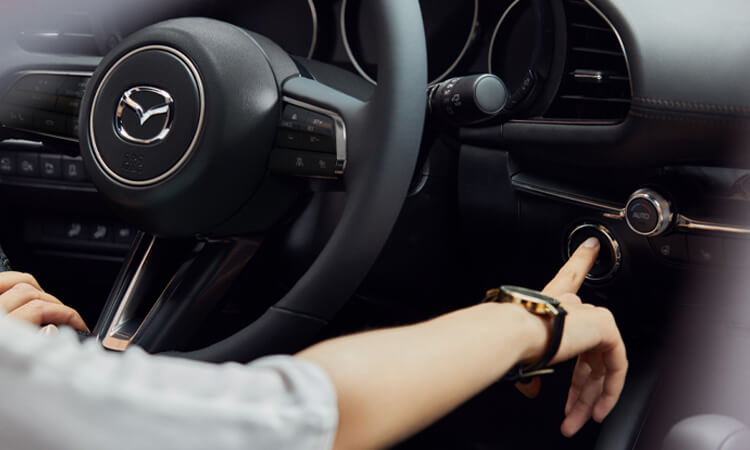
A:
[482,285,567,382]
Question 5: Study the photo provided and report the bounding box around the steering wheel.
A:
[73,0,427,361]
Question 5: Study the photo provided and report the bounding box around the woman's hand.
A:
[531,238,628,437]
[0,271,88,332]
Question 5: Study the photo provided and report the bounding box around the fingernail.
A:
[583,237,600,248]
[40,324,59,336]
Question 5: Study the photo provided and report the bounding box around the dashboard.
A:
[1,0,750,449]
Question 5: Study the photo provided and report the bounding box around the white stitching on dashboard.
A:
[629,110,746,126]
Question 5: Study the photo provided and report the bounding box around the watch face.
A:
[499,285,561,315]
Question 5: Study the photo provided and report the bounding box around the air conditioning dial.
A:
[625,189,673,237]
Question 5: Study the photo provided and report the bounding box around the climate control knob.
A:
[625,189,673,237]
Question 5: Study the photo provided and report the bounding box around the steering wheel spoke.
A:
[94,232,262,353]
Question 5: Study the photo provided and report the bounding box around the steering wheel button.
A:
[282,105,334,137]
[14,74,64,95]
[67,116,80,139]
[276,129,335,154]
[55,96,82,115]
[5,90,57,111]
[58,77,89,98]
[271,148,337,178]
[0,106,33,129]
[33,111,67,135]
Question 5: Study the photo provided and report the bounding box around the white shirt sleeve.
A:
[0,308,338,450]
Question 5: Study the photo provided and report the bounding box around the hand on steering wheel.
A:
[0,272,88,332]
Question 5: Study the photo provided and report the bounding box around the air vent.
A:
[545,0,631,122]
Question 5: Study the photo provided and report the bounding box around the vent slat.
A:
[558,95,631,104]
[569,23,611,33]
[571,47,624,58]
[545,0,631,121]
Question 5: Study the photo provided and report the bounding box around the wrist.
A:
[514,303,554,365]
[471,302,554,371]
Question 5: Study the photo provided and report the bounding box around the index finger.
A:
[543,237,600,297]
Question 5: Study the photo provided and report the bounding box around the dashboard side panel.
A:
[595,0,750,118]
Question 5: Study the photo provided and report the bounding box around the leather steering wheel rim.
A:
[79,0,427,362]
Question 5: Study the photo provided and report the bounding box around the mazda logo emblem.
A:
[115,86,174,145]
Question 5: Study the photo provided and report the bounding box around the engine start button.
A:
[566,223,622,282]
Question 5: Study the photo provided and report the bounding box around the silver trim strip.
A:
[2,127,79,143]
[15,69,93,77]
[101,235,156,352]
[515,179,750,236]
[89,45,206,187]
[676,215,750,235]
[512,180,624,217]
[307,0,319,59]
[281,96,347,175]
[1,70,94,143]
[341,0,479,87]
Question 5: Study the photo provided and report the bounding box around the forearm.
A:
[297,302,548,450]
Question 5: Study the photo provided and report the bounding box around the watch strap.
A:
[483,285,567,382]
[504,306,567,382]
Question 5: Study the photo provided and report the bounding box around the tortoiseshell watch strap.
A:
[483,285,567,382]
